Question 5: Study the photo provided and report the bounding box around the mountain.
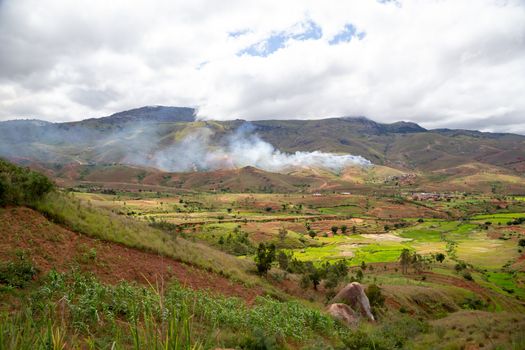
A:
[67,106,196,126]
[1,106,524,193]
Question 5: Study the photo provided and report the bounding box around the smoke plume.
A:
[149,123,371,172]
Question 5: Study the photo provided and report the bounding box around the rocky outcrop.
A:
[331,282,375,321]
[326,303,358,326]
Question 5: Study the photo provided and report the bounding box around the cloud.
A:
[0,0,524,134]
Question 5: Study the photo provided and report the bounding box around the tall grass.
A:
[0,270,342,349]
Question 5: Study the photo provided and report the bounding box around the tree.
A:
[435,253,445,263]
[300,274,310,289]
[278,227,288,241]
[360,261,367,271]
[308,230,317,238]
[355,269,364,282]
[308,268,322,290]
[352,226,357,234]
[399,249,411,274]
[519,239,525,247]
[254,243,276,275]
[411,253,424,274]
[341,225,348,234]
[384,225,390,232]
[331,226,338,235]
[277,251,289,270]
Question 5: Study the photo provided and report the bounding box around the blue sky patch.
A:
[292,20,322,41]
[329,24,366,45]
[238,33,287,57]
[228,29,249,38]
[237,19,323,57]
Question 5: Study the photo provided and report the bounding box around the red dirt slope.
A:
[0,207,262,303]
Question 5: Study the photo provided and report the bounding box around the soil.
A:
[0,206,263,304]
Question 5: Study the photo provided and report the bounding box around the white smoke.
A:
[150,124,372,173]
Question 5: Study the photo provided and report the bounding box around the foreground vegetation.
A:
[2,158,525,349]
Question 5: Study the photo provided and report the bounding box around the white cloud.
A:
[0,0,524,133]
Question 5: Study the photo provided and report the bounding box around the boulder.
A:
[331,282,375,321]
[326,303,358,327]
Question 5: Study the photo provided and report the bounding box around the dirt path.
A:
[0,207,263,303]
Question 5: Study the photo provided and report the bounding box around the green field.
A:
[2,159,525,349]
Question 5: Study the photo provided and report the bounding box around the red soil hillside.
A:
[0,206,263,303]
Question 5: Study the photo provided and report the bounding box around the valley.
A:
[1,109,525,349]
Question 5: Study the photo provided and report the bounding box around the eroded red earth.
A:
[0,207,263,303]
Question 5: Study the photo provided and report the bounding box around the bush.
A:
[342,315,428,350]
[277,251,290,270]
[0,251,39,288]
[0,159,55,206]
[462,271,473,281]
[239,329,279,350]
[254,243,276,275]
[454,261,467,272]
[461,296,486,310]
[366,284,385,309]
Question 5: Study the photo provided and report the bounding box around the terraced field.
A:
[2,158,525,349]
[73,190,525,304]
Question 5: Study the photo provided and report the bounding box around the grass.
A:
[352,243,411,265]
[484,272,525,298]
[317,205,363,215]
[0,269,344,349]
[470,212,525,225]
[411,311,525,350]
[13,187,525,346]
[31,191,263,289]
[398,228,442,242]
[455,238,518,269]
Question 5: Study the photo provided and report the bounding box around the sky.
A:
[0,0,524,134]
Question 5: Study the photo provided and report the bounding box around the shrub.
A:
[355,269,364,282]
[0,159,55,206]
[342,315,428,350]
[277,251,290,270]
[0,251,38,288]
[462,271,473,281]
[461,296,486,310]
[454,261,467,272]
[278,227,288,241]
[254,243,276,275]
[366,284,385,309]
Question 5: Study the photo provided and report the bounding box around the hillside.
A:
[1,106,524,194]
[2,158,525,349]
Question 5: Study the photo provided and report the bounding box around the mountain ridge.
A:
[1,106,524,189]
